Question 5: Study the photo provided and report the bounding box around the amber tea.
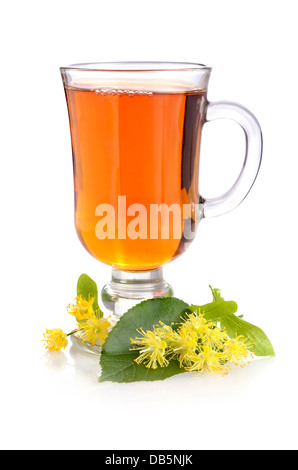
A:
[65,86,206,271]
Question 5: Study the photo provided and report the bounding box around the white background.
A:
[1,0,297,451]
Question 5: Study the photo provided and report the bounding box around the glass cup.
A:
[60,62,262,318]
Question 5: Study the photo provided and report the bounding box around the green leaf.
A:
[209,285,225,303]
[99,297,189,383]
[77,273,102,319]
[189,301,238,323]
[99,351,184,383]
[209,286,243,319]
[220,313,275,357]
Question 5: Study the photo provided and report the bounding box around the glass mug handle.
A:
[202,101,263,218]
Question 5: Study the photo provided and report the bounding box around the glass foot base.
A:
[101,267,174,321]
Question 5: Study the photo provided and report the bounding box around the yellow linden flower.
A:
[78,315,111,346]
[167,325,198,368]
[130,329,169,369]
[182,311,210,336]
[187,345,226,375]
[67,295,95,321]
[223,336,252,366]
[155,322,175,341]
[205,325,229,349]
[43,328,68,352]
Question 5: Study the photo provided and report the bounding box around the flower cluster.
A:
[67,296,95,321]
[43,295,111,352]
[130,310,252,375]
[43,328,69,352]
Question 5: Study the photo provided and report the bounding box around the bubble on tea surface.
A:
[94,88,153,97]
[94,88,108,96]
